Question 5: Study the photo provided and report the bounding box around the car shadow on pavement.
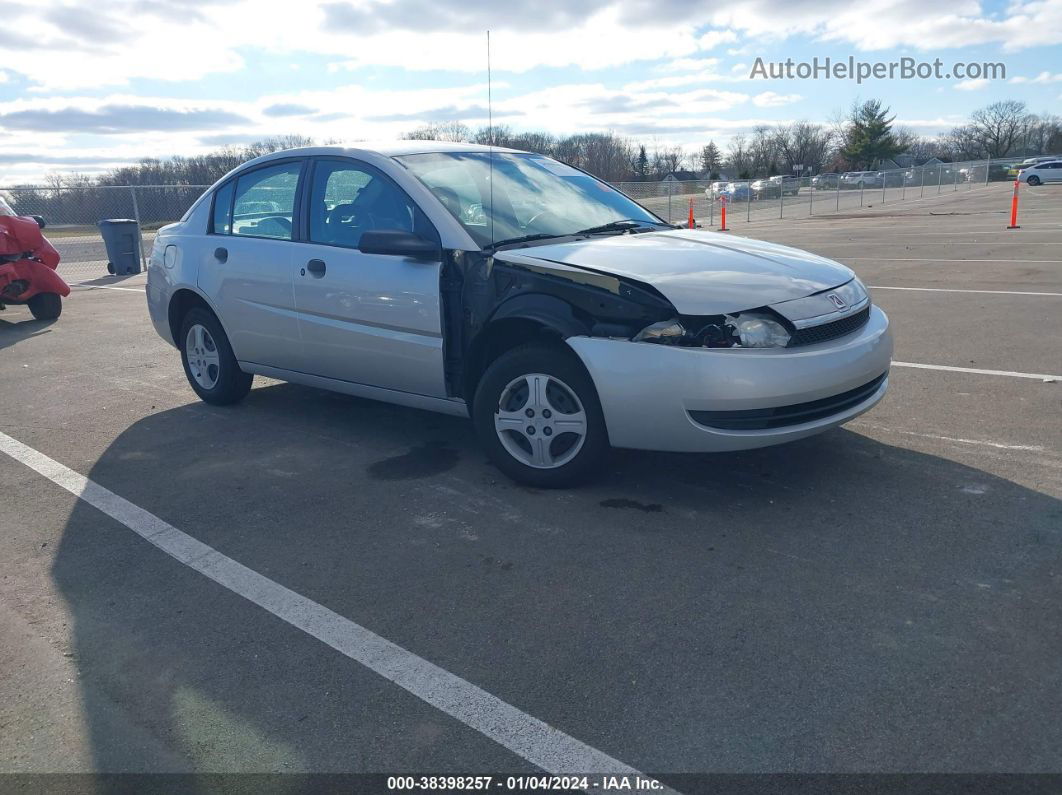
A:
[0,315,56,351]
[48,381,1062,773]
[72,273,145,287]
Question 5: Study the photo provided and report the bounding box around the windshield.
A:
[0,196,15,216]
[395,152,663,248]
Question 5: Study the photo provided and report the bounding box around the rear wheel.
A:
[27,292,62,320]
[473,344,609,488]
[179,307,252,405]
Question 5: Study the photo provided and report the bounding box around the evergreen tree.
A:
[700,141,721,176]
[841,100,905,169]
[635,145,649,180]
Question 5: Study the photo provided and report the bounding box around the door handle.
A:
[214,247,228,263]
[306,258,326,277]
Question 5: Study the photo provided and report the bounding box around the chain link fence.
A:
[0,185,208,281]
[0,155,1039,282]
[613,156,1022,228]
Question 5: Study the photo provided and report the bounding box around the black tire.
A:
[1027,175,1041,186]
[27,292,62,320]
[178,307,253,405]
[473,343,609,488]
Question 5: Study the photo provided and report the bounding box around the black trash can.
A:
[97,219,142,275]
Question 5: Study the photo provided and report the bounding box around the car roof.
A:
[238,140,527,170]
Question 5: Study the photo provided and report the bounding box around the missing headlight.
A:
[632,311,792,348]
[632,320,686,343]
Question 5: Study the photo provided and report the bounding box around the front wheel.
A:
[1027,175,1041,186]
[27,292,62,320]
[473,344,609,488]
[179,307,253,405]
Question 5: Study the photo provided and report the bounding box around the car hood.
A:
[495,229,854,315]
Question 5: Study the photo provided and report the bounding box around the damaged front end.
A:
[631,278,872,350]
[632,310,793,349]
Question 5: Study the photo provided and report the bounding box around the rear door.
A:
[291,157,447,397]
[199,159,306,370]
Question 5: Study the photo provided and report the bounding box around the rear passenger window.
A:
[211,180,234,235]
[232,162,302,240]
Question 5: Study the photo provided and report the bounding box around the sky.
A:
[0,0,1060,184]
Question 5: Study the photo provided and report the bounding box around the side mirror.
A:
[358,229,439,260]
[31,215,46,229]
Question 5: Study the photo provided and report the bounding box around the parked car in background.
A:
[1019,160,1062,185]
[707,181,729,196]
[713,182,753,202]
[147,142,891,486]
[750,175,800,199]
[981,163,1018,182]
[882,170,905,187]
[1019,156,1058,169]
[811,173,839,190]
[841,171,883,189]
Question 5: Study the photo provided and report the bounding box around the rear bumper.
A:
[567,305,892,452]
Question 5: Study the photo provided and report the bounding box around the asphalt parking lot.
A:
[1,182,1060,787]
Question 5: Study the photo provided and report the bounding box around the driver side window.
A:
[309,160,416,248]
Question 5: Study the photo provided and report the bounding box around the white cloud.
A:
[954,78,989,91]
[752,91,802,107]
[2,0,1057,93]
[707,0,1062,52]
[697,29,739,49]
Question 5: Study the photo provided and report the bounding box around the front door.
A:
[292,158,447,397]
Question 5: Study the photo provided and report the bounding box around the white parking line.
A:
[893,361,1062,381]
[854,423,1050,453]
[0,430,665,785]
[849,257,1062,263]
[754,227,1062,236]
[869,286,1062,297]
[73,283,145,292]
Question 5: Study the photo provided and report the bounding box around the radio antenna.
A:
[487,29,495,246]
[487,29,494,145]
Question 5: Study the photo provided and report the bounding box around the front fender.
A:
[488,293,590,338]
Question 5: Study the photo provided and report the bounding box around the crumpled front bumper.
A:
[566,305,892,452]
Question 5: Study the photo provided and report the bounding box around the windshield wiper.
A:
[489,219,666,250]
[489,232,564,249]
[572,219,658,235]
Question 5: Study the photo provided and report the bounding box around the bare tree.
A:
[748,125,780,175]
[774,122,833,174]
[1022,113,1062,156]
[942,124,984,160]
[402,122,472,142]
[725,135,751,178]
[905,134,955,163]
[967,100,1030,158]
[649,145,683,179]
